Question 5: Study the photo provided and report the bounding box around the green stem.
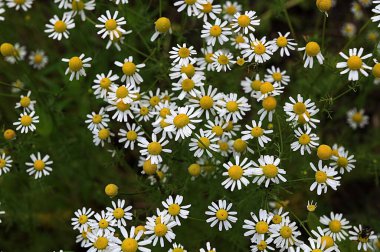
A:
[290,210,313,237]
[322,14,327,50]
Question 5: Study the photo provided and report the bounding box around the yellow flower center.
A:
[126,130,137,141]
[154,223,168,237]
[198,137,211,149]
[262,96,277,111]
[251,127,263,137]
[299,134,311,145]
[224,121,234,132]
[260,82,274,94]
[232,139,246,153]
[272,72,282,82]
[205,53,214,63]
[293,102,306,115]
[155,17,171,33]
[34,160,45,171]
[228,165,243,180]
[254,43,266,55]
[94,237,108,250]
[257,240,267,251]
[105,19,117,31]
[134,225,146,236]
[92,114,102,124]
[316,0,332,12]
[121,238,138,252]
[181,79,195,92]
[317,144,332,160]
[305,42,321,57]
[262,164,278,178]
[372,63,380,78]
[199,96,214,109]
[156,170,165,180]
[173,248,184,252]
[68,57,83,72]
[147,142,162,155]
[20,115,32,126]
[0,159,6,168]
[212,126,223,136]
[315,170,328,183]
[236,58,245,66]
[307,204,317,212]
[34,54,43,64]
[235,35,245,44]
[216,209,228,221]
[116,101,130,111]
[14,0,26,3]
[71,0,84,11]
[173,114,190,128]
[312,250,322,252]
[217,55,229,65]
[329,220,342,233]
[225,5,237,15]
[337,157,348,167]
[256,221,269,234]
[180,64,195,77]
[98,219,109,229]
[237,15,250,27]
[297,111,311,124]
[0,43,15,57]
[352,112,363,123]
[347,56,362,70]
[98,128,110,140]
[226,101,238,112]
[116,86,129,99]
[272,215,282,224]
[113,208,125,219]
[178,47,190,58]
[280,226,292,238]
[184,0,196,4]
[160,119,170,128]
[321,235,334,248]
[168,204,181,216]
[210,25,222,37]
[202,3,213,13]
[122,62,136,76]
[218,141,229,151]
[105,184,118,197]
[159,108,171,118]
[276,36,288,47]
[143,159,157,175]
[99,77,111,89]
[78,215,88,224]
[140,107,149,116]
[20,96,31,107]
[149,96,160,106]
[54,20,67,33]
[188,163,201,176]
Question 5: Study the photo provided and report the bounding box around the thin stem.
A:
[86,17,97,26]
[276,115,283,156]
[0,81,28,91]
[290,210,313,237]
[322,14,327,50]
[342,19,370,51]
[283,7,296,41]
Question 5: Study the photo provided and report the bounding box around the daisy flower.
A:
[90,210,116,236]
[320,212,352,241]
[254,81,284,102]
[264,66,290,86]
[164,106,202,140]
[230,138,254,156]
[270,207,289,224]
[188,85,223,119]
[336,48,372,81]
[96,10,128,40]
[243,209,273,242]
[92,128,114,147]
[15,91,36,112]
[142,88,164,110]
[218,93,250,122]
[205,199,237,231]
[173,0,202,17]
[44,14,75,41]
[151,17,172,42]
[189,129,219,158]
[0,153,12,176]
[283,94,319,123]
[4,43,26,64]
[201,18,231,46]
[269,217,302,250]
[106,199,133,228]
[231,11,260,34]
[211,49,235,71]
[310,160,341,195]
[106,100,134,122]
[301,237,336,252]
[346,107,369,129]
[25,152,53,179]
[241,35,274,63]
[28,50,48,69]
[105,32,127,51]
[271,32,297,57]
[222,1,241,21]
[316,0,332,16]
[138,133,172,164]
[118,123,144,150]
[114,56,145,86]
[85,230,115,252]
[330,149,356,174]
[144,212,176,247]
[241,74,263,98]
[299,41,325,68]
[13,111,39,133]
[75,228,90,247]
[230,33,248,49]
[169,243,186,252]
[251,155,287,187]
[172,73,204,100]
[162,195,191,226]
[307,201,317,212]
[250,237,275,252]
[258,96,277,122]
[341,22,357,38]
[169,62,205,80]
[6,0,33,11]
[197,0,221,22]
[107,83,137,104]
[62,54,92,81]
[109,226,151,252]
[85,107,110,131]
[11,79,24,93]
[349,225,377,251]
[311,226,338,250]
[92,71,119,100]
[200,242,216,252]
[204,117,231,139]
[221,155,252,191]
[291,127,319,155]
[241,120,272,147]
[66,0,96,21]
[198,46,215,71]
[132,102,154,122]
[71,207,95,232]
[169,43,197,66]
